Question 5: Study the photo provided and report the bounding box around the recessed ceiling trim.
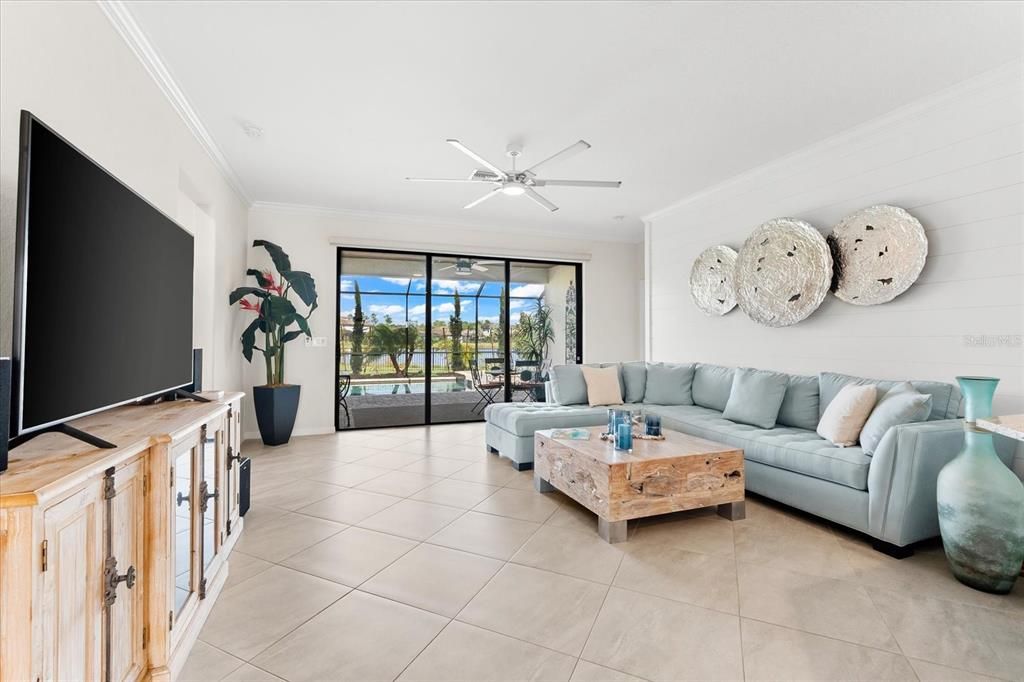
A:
[642,60,1023,223]
[97,0,252,204]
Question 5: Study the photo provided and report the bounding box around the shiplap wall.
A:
[647,63,1024,421]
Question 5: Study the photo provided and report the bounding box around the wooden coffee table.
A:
[534,426,745,543]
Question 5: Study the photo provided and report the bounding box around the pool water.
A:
[349,380,465,396]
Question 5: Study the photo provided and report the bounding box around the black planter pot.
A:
[253,384,301,446]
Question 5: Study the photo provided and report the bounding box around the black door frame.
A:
[335,246,584,431]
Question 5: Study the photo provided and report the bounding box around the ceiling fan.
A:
[437,257,501,275]
[407,139,622,212]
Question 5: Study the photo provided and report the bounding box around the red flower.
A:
[262,270,283,294]
[239,298,261,314]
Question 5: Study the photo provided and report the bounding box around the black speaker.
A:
[1,357,10,473]
[189,348,203,393]
[238,457,251,516]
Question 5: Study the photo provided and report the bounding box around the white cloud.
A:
[340,279,355,289]
[409,304,427,316]
[368,304,405,316]
[434,279,482,295]
[381,277,411,285]
[435,302,455,314]
[510,284,545,298]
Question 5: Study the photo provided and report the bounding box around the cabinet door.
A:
[225,403,242,535]
[171,436,199,624]
[107,457,147,682]
[200,417,226,584]
[40,481,105,682]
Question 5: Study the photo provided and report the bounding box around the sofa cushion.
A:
[486,402,615,436]
[644,362,695,405]
[819,371,960,421]
[549,364,588,405]
[692,363,735,411]
[777,373,820,431]
[581,365,623,406]
[641,404,870,490]
[723,368,788,429]
[621,361,648,403]
[859,382,932,455]
[817,384,878,447]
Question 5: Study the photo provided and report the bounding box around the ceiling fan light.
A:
[501,184,526,196]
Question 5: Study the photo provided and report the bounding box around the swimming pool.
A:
[349,380,466,396]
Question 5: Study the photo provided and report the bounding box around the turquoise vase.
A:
[936,377,1024,594]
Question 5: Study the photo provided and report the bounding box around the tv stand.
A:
[139,388,212,405]
[8,422,117,450]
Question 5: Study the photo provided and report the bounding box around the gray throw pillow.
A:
[621,361,648,403]
[723,368,789,429]
[643,363,695,405]
[777,373,820,431]
[548,364,588,405]
[692,364,735,411]
[859,382,932,455]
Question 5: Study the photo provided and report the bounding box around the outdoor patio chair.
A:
[338,373,352,427]
[470,364,503,414]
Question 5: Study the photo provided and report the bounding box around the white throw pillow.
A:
[581,365,623,407]
[817,384,878,447]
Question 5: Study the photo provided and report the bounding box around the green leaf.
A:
[246,268,271,287]
[282,330,304,343]
[282,270,317,307]
[253,239,291,274]
[240,319,260,362]
[260,295,297,325]
[229,287,268,305]
[294,314,312,337]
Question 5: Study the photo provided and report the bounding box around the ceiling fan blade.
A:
[437,264,456,271]
[524,187,559,213]
[464,187,502,209]
[406,177,497,183]
[531,179,622,188]
[524,140,590,176]
[472,263,489,272]
[446,140,506,180]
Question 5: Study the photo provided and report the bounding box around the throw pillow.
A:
[723,368,789,429]
[777,374,820,431]
[692,364,735,411]
[621,361,648,403]
[548,364,588,405]
[643,362,695,405]
[581,365,623,406]
[817,384,878,447]
[859,382,932,455]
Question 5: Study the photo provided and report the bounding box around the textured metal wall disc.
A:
[690,245,738,316]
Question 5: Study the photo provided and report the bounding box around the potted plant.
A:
[230,240,317,445]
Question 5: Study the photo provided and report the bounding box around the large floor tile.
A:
[436,443,491,462]
[632,512,736,556]
[251,590,447,682]
[545,499,601,535]
[304,462,391,487]
[358,499,464,540]
[909,658,1004,681]
[358,449,429,470]
[399,621,577,682]
[511,524,624,584]
[570,660,646,682]
[741,618,916,681]
[451,460,520,486]
[473,487,561,523]
[281,526,417,586]
[503,469,539,491]
[869,586,1024,680]
[737,562,898,651]
[401,456,473,477]
[458,563,608,656]
[615,543,738,613]
[734,519,856,580]
[411,478,500,509]
[235,511,346,562]
[220,664,285,681]
[250,478,345,511]
[357,470,443,496]
[200,566,349,660]
[362,543,502,617]
[224,551,274,590]
[179,641,244,681]
[309,442,395,463]
[428,510,540,560]
[582,587,743,681]
[295,488,402,524]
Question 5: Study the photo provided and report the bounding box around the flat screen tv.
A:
[10,111,194,447]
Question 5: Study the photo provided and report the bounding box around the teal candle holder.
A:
[615,421,633,452]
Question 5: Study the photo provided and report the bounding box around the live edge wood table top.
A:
[533,426,745,543]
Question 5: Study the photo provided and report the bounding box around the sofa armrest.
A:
[868,419,1016,546]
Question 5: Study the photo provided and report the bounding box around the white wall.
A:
[0,1,249,394]
[242,204,643,437]
[647,63,1024,473]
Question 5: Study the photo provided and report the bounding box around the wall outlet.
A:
[304,336,328,347]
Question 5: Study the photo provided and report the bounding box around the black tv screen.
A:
[12,112,194,437]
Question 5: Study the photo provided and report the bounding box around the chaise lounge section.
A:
[484,362,1017,555]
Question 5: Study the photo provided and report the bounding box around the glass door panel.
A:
[338,250,428,429]
[173,444,194,615]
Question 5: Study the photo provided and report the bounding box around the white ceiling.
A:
[124,1,1022,242]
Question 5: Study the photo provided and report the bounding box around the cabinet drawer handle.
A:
[103,559,137,606]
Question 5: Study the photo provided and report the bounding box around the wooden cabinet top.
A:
[1,392,244,508]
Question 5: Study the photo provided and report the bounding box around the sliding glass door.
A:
[337,248,582,430]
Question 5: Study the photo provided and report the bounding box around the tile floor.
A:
[181,422,1023,682]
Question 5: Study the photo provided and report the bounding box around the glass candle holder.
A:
[615,421,633,451]
[607,408,631,436]
[645,414,662,437]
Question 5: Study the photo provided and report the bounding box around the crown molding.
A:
[642,60,1024,223]
[250,200,643,244]
[97,0,252,204]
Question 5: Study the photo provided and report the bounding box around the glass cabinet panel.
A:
[173,446,194,614]
[201,428,218,571]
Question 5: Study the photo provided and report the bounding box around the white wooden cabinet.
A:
[0,392,244,682]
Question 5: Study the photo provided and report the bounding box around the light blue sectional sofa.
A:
[484,362,1017,556]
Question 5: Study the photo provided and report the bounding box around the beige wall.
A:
[243,204,643,437]
[0,1,249,392]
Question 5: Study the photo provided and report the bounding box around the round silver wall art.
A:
[689,245,738,316]
[827,204,928,305]
[734,218,833,327]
